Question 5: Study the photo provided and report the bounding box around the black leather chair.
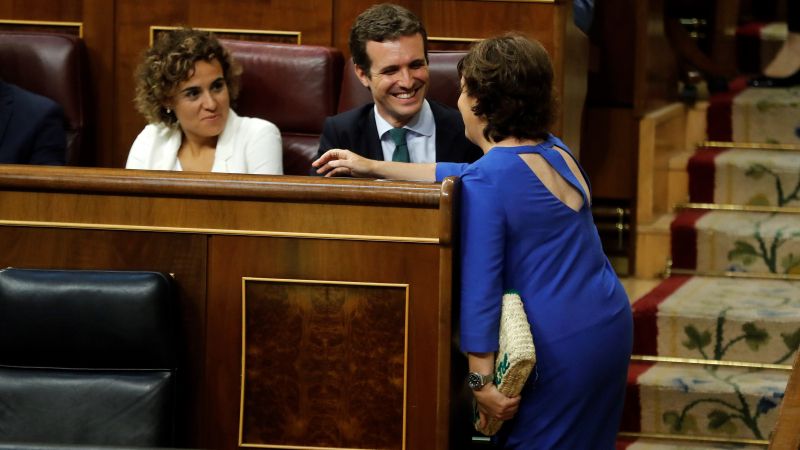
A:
[0,31,92,165]
[0,268,179,447]
[222,40,344,175]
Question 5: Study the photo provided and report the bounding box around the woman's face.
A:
[457,78,484,146]
[170,58,230,143]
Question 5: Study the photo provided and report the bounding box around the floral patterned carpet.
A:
[732,87,800,145]
[708,86,800,144]
[689,147,800,207]
[622,87,800,447]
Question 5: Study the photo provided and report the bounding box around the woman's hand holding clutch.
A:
[473,384,521,428]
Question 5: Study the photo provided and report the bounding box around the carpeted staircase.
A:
[618,78,800,447]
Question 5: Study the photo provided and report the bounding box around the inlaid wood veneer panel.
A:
[241,279,407,449]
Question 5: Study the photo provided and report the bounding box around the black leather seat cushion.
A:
[0,368,174,446]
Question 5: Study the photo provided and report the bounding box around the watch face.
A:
[467,372,483,389]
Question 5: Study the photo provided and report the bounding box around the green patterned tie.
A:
[388,127,410,162]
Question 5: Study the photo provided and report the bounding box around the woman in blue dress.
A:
[313,34,632,449]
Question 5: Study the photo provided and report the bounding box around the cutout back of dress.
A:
[517,145,590,213]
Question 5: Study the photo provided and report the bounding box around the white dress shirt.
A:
[374,100,437,163]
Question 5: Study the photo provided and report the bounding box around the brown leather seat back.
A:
[222,40,343,175]
[0,31,91,165]
[337,50,466,113]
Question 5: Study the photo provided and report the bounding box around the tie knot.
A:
[388,127,407,146]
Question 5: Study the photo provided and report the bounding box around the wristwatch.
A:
[467,372,494,390]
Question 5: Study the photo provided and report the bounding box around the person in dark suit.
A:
[315,3,482,169]
[0,80,67,165]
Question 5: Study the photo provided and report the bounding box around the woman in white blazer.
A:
[127,27,282,174]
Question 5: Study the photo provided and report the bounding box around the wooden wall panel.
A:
[332,0,418,52]
[240,280,406,448]
[207,236,443,450]
[0,0,81,20]
[582,107,638,200]
[425,0,569,136]
[81,0,115,167]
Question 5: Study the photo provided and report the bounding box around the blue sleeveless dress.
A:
[437,135,632,449]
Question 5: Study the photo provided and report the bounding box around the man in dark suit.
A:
[0,80,67,165]
[316,3,482,167]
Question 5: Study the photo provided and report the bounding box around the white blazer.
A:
[126,110,283,174]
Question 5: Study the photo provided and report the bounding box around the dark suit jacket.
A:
[0,81,67,165]
[317,100,483,164]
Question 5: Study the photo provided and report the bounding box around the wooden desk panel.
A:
[0,165,456,450]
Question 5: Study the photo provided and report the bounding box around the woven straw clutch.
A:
[473,290,536,436]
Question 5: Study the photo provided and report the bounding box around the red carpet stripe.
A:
[621,359,655,433]
[707,91,738,142]
[670,210,708,270]
[631,275,694,355]
[615,437,636,450]
[688,148,727,203]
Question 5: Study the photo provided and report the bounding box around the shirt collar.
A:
[374,99,435,138]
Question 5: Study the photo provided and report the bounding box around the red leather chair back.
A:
[0,31,91,165]
[337,50,466,113]
[222,40,343,175]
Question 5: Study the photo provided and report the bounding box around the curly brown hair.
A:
[349,3,428,75]
[133,27,242,127]
[458,34,556,143]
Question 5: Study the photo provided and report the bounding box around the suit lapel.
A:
[364,108,384,160]
[0,82,13,148]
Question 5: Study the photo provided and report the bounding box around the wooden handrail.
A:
[769,351,800,449]
[0,164,443,207]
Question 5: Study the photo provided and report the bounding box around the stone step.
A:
[623,360,789,442]
[708,86,800,145]
[689,146,800,207]
[617,436,764,449]
[671,209,800,275]
[732,87,800,145]
[632,275,800,364]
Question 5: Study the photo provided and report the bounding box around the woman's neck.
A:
[178,133,217,172]
[180,133,218,156]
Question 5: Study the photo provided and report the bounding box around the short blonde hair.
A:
[133,27,242,127]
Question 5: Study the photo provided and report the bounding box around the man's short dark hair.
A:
[458,33,556,142]
[349,3,428,75]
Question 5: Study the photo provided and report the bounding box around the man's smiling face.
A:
[355,33,429,128]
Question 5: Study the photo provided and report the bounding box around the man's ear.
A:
[354,64,371,88]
